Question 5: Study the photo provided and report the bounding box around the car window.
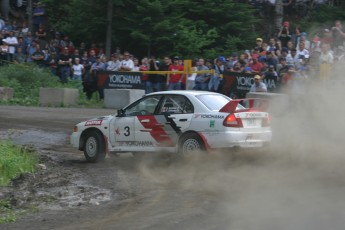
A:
[196,94,244,111]
[124,95,161,116]
[159,95,194,114]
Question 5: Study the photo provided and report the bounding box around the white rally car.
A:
[70,91,272,162]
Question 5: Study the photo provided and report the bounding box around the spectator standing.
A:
[250,75,267,92]
[193,58,210,90]
[278,21,291,48]
[13,46,25,64]
[58,47,72,83]
[167,56,184,90]
[49,52,58,76]
[132,58,140,71]
[332,20,345,55]
[277,57,289,81]
[209,56,225,92]
[101,56,108,69]
[265,51,279,70]
[26,40,37,63]
[255,38,264,52]
[157,56,171,91]
[33,2,45,33]
[249,54,264,74]
[106,54,121,71]
[263,65,279,92]
[71,58,84,81]
[139,57,150,93]
[31,44,45,67]
[2,31,18,62]
[147,57,160,92]
[319,43,333,81]
[88,56,106,100]
[119,51,134,71]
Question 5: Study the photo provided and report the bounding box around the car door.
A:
[135,95,194,147]
[113,95,162,150]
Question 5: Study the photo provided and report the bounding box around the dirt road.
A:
[1,105,345,230]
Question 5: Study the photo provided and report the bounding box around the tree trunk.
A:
[275,0,283,36]
[105,0,113,59]
[27,0,33,32]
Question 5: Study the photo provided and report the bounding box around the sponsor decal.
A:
[109,74,141,84]
[209,120,215,128]
[245,113,264,117]
[85,120,103,126]
[194,114,224,119]
[119,141,154,147]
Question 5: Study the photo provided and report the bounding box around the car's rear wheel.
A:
[83,131,106,163]
[178,133,205,156]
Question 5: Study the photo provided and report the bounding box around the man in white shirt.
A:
[2,31,18,62]
[119,51,134,71]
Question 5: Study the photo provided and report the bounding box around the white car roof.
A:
[146,90,223,97]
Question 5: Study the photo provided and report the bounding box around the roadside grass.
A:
[0,200,16,224]
[0,140,38,186]
[0,140,39,223]
[0,63,104,108]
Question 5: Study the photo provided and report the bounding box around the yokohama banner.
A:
[97,71,145,90]
[221,71,278,96]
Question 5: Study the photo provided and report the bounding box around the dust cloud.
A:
[135,63,345,229]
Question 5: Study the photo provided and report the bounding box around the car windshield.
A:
[196,94,244,111]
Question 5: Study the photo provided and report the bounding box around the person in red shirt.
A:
[167,56,184,90]
[249,54,264,74]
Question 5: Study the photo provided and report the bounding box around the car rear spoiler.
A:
[219,98,269,113]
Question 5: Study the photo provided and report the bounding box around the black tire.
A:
[178,133,205,156]
[83,131,106,163]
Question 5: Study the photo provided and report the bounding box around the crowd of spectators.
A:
[0,1,344,99]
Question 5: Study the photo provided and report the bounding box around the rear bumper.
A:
[201,129,272,149]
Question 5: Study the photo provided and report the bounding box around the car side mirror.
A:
[117,109,125,117]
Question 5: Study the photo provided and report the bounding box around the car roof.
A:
[145,90,223,97]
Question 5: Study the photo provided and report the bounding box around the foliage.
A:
[0,200,16,223]
[0,140,39,186]
[0,63,102,107]
[42,0,259,58]
[0,64,59,105]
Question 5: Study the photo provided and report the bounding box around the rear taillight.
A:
[262,115,271,127]
[223,114,243,127]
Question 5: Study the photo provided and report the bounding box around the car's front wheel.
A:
[83,131,106,163]
[178,133,205,156]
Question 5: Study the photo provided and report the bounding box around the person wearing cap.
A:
[255,38,264,52]
[250,75,267,93]
[263,65,278,90]
[278,21,291,48]
[167,56,184,90]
